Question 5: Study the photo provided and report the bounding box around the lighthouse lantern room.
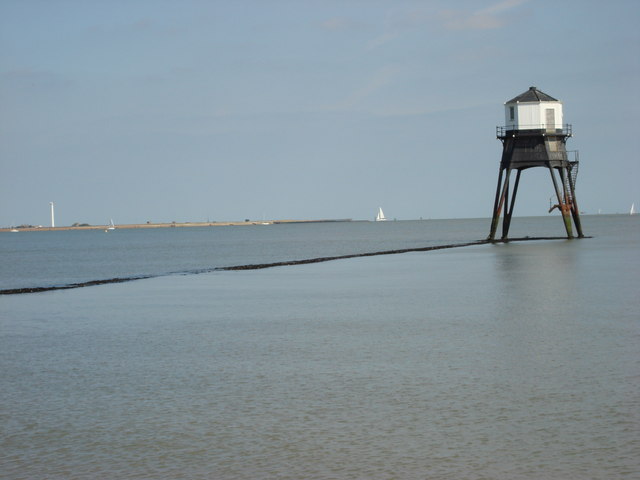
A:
[504,86,564,131]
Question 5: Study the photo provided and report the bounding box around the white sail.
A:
[631,203,637,215]
[375,207,387,222]
[107,219,116,230]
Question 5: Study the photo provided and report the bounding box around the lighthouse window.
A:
[509,106,515,121]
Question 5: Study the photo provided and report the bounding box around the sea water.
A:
[0,219,494,291]
[1,216,638,479]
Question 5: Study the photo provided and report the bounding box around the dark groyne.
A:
[220,239,489,270]
[0,276,154,295]
[0,237,581,295]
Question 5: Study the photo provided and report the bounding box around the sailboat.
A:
[375,207,387,222]
[107,219,116,231]
[631,203,637,215]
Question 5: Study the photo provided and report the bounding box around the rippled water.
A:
[1,216,638,479]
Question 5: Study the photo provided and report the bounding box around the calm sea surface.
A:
[1,216,638,479]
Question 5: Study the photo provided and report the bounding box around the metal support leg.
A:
[559,167,575,239]
[489,168,505,240]
[502,174,510,238]
[549,167,573,238]
[567,171,584,238]
[502,169,521,240]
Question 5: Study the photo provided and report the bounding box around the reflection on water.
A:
[493,240,578,319]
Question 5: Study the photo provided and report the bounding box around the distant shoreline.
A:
[0,218,354,232]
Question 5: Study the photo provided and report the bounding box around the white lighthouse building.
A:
[504,86,564,131]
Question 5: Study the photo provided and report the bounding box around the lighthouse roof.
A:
[507,86,558,103]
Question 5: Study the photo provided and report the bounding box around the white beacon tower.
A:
[489,86,583,240]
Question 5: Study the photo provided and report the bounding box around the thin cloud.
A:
[326,65,400,111]
[440,0,529,31]
[86,18,182,37]
[483,0,529,15]
[371,99,496,118]
[366,0,528,50]
[367,32,398,50]
[320,17,351,31]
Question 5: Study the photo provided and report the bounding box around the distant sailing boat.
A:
[375,207,387,222]
[631,203,637,215]
[107,219,116,231]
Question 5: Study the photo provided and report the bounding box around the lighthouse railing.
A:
[497,124,572,138]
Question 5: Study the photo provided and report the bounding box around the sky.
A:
[1,0,639,226]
